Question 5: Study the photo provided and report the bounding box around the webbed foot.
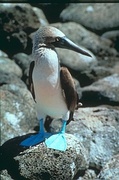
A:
[45,132,67,151]
[20,132,52,147]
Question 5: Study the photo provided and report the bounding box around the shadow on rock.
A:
[0,133,36,172]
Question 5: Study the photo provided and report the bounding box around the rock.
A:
[112,62,119,75]
[0,54,27,87]
[77,66,113,87]
[98,56,119,70]
[0,170,13,180]
[60,3,119,33]
[80,74,119,106]
[0,134,89,180]
[13,53,31,72]
[0,50,8,57]
[57,48,97,71]
[101,30,119,52]
[32,7,49,26]
[0,3,40,33]
[52,22,118,57]
[67,106,119,169]
[0,70,26,87]
[12,53,32,83]
[76,169,97,180]
[0,87,36,145]
[97,154,119,180]
[11,30,28,50]
[0,57,22,78]
[14,134,89,180]
[0,3,40,55]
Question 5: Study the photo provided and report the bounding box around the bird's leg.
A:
[39,118,45,135]
[45,112,69,151]
[60,120,67,133]
[20,118,51,147]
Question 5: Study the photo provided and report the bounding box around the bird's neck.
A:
[33,47,59,66]
[32,47,60,80]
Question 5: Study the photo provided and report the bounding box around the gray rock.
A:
[0,70,26,87]
[57,48,97,71]
[0,57,22,78]
[80,74,119,106]
[97,56,119,70]
[97,154,119,180]
[11,30,28,50]
[0,3,40,33]
[77,66,113,87]
[112,62,119,75]
[60,3,119,33]
[0,170,13,180]
[13,53,32,72]
[0,50,8,57]
[0,86,37,145]
[0,3,40,54]
[13,53,33,85]
[15,134,89,180]
[51,22,118,57]
[67,106,119,169]
[76,169,97,180]
[33,7,49,26]
[101,30,119,52]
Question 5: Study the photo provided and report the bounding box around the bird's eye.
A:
[55,37,60,42]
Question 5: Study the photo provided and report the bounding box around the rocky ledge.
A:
[1,134,89,180]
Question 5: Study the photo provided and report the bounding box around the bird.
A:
[20,26,91,151]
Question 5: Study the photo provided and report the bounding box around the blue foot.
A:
[45,132,67,151]
[20,118,52,147]
[20,132,52,147]
[45,120,67,151]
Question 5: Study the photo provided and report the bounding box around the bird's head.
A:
[33,26,92,57]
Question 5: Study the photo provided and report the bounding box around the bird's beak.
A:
[54,36,92,57]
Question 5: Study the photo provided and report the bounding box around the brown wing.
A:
[29,61,35,101]
[60,67,79,124]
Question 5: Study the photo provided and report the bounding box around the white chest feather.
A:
[33,49,59,87]
[32,48,68,118]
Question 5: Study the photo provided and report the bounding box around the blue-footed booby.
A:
[20,26,91,151]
